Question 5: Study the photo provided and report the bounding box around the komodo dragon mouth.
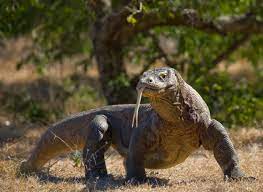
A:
[132,87,144,128]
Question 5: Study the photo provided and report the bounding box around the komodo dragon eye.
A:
[159,72,167,80]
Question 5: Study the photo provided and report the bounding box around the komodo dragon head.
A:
[132,67,184,127]
[137,67,183,97]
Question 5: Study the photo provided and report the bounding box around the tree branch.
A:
[88,0,262,103]
[94,1,263,52]
[147,32,174,67]
[112,0,131,11]
[212,35,250,66]
[132,9,263,36]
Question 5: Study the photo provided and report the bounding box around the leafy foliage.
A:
[70,151,83,168]
[64,77,105,113]
[193,72,261,127]
[3,90,61,123]
[1,0,92,72]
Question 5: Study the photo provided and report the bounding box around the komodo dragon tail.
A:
[19,112,93,175]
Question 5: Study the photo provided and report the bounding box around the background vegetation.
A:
[0,0,262,128]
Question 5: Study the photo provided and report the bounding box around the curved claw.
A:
[224,175,256,182]
[125,177,146,185]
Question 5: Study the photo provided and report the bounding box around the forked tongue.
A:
[132,88,144,128]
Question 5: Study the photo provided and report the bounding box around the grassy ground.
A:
[0,127,262,192]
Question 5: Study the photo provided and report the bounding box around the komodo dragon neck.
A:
[149,82,187,124]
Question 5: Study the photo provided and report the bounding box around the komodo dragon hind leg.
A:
[82,115,111,183]
[201,119,255,181]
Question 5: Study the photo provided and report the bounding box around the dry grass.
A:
[0,127,262,192]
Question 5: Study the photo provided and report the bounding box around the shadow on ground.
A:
[34,172,170,190]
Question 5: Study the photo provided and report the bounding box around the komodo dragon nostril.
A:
[147,78,154,83]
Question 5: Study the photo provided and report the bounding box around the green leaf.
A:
[127,14,137,25]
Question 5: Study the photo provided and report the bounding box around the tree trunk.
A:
[93,40,135,104]
[91,19,136,104]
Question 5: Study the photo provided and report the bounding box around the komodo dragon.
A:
[20,67,253,184]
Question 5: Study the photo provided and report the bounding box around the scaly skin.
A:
[20,67,253,185]
[19,104,149,173]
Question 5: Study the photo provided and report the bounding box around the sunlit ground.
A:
[0,127,262,192]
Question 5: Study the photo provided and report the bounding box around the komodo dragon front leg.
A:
[125,127,147,183]
[82,115,111,182]
[201,119,254,181]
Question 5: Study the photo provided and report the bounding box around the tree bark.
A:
[90,2,136,104]
[93,35,134,104]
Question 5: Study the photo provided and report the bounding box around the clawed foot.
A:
[17,160,38,177]
[125,176,169,187]
[224,167,256,182]
[224,175,256,182]
[125,177,146,185]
